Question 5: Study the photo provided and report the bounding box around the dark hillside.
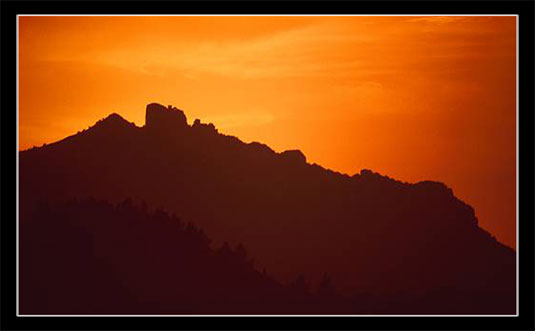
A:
[19,103,515,314]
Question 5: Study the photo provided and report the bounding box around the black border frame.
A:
[1,1,534,330]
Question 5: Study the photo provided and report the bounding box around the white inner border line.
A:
[16,14,520,318]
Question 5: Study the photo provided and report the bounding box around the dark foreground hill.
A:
[20,199,349,314]
[19,103,516,314]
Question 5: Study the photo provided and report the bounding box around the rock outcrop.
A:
[145,103,188,133]
[280,149,307,164]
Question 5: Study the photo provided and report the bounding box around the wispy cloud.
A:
[406,17,465,24]
[55,22,373,79]
[37,16,514,87]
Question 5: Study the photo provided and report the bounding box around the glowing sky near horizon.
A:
[18,16,517,248]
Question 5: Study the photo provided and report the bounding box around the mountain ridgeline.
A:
[19,103,515,314]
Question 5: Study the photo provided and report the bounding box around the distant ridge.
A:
[19,103,516,314]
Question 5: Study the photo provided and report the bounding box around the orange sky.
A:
[18,16,517,249]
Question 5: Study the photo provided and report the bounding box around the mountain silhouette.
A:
[19,103,516,314]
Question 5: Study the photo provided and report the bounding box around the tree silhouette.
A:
[291,274,310,294]
[317,273,335,298]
